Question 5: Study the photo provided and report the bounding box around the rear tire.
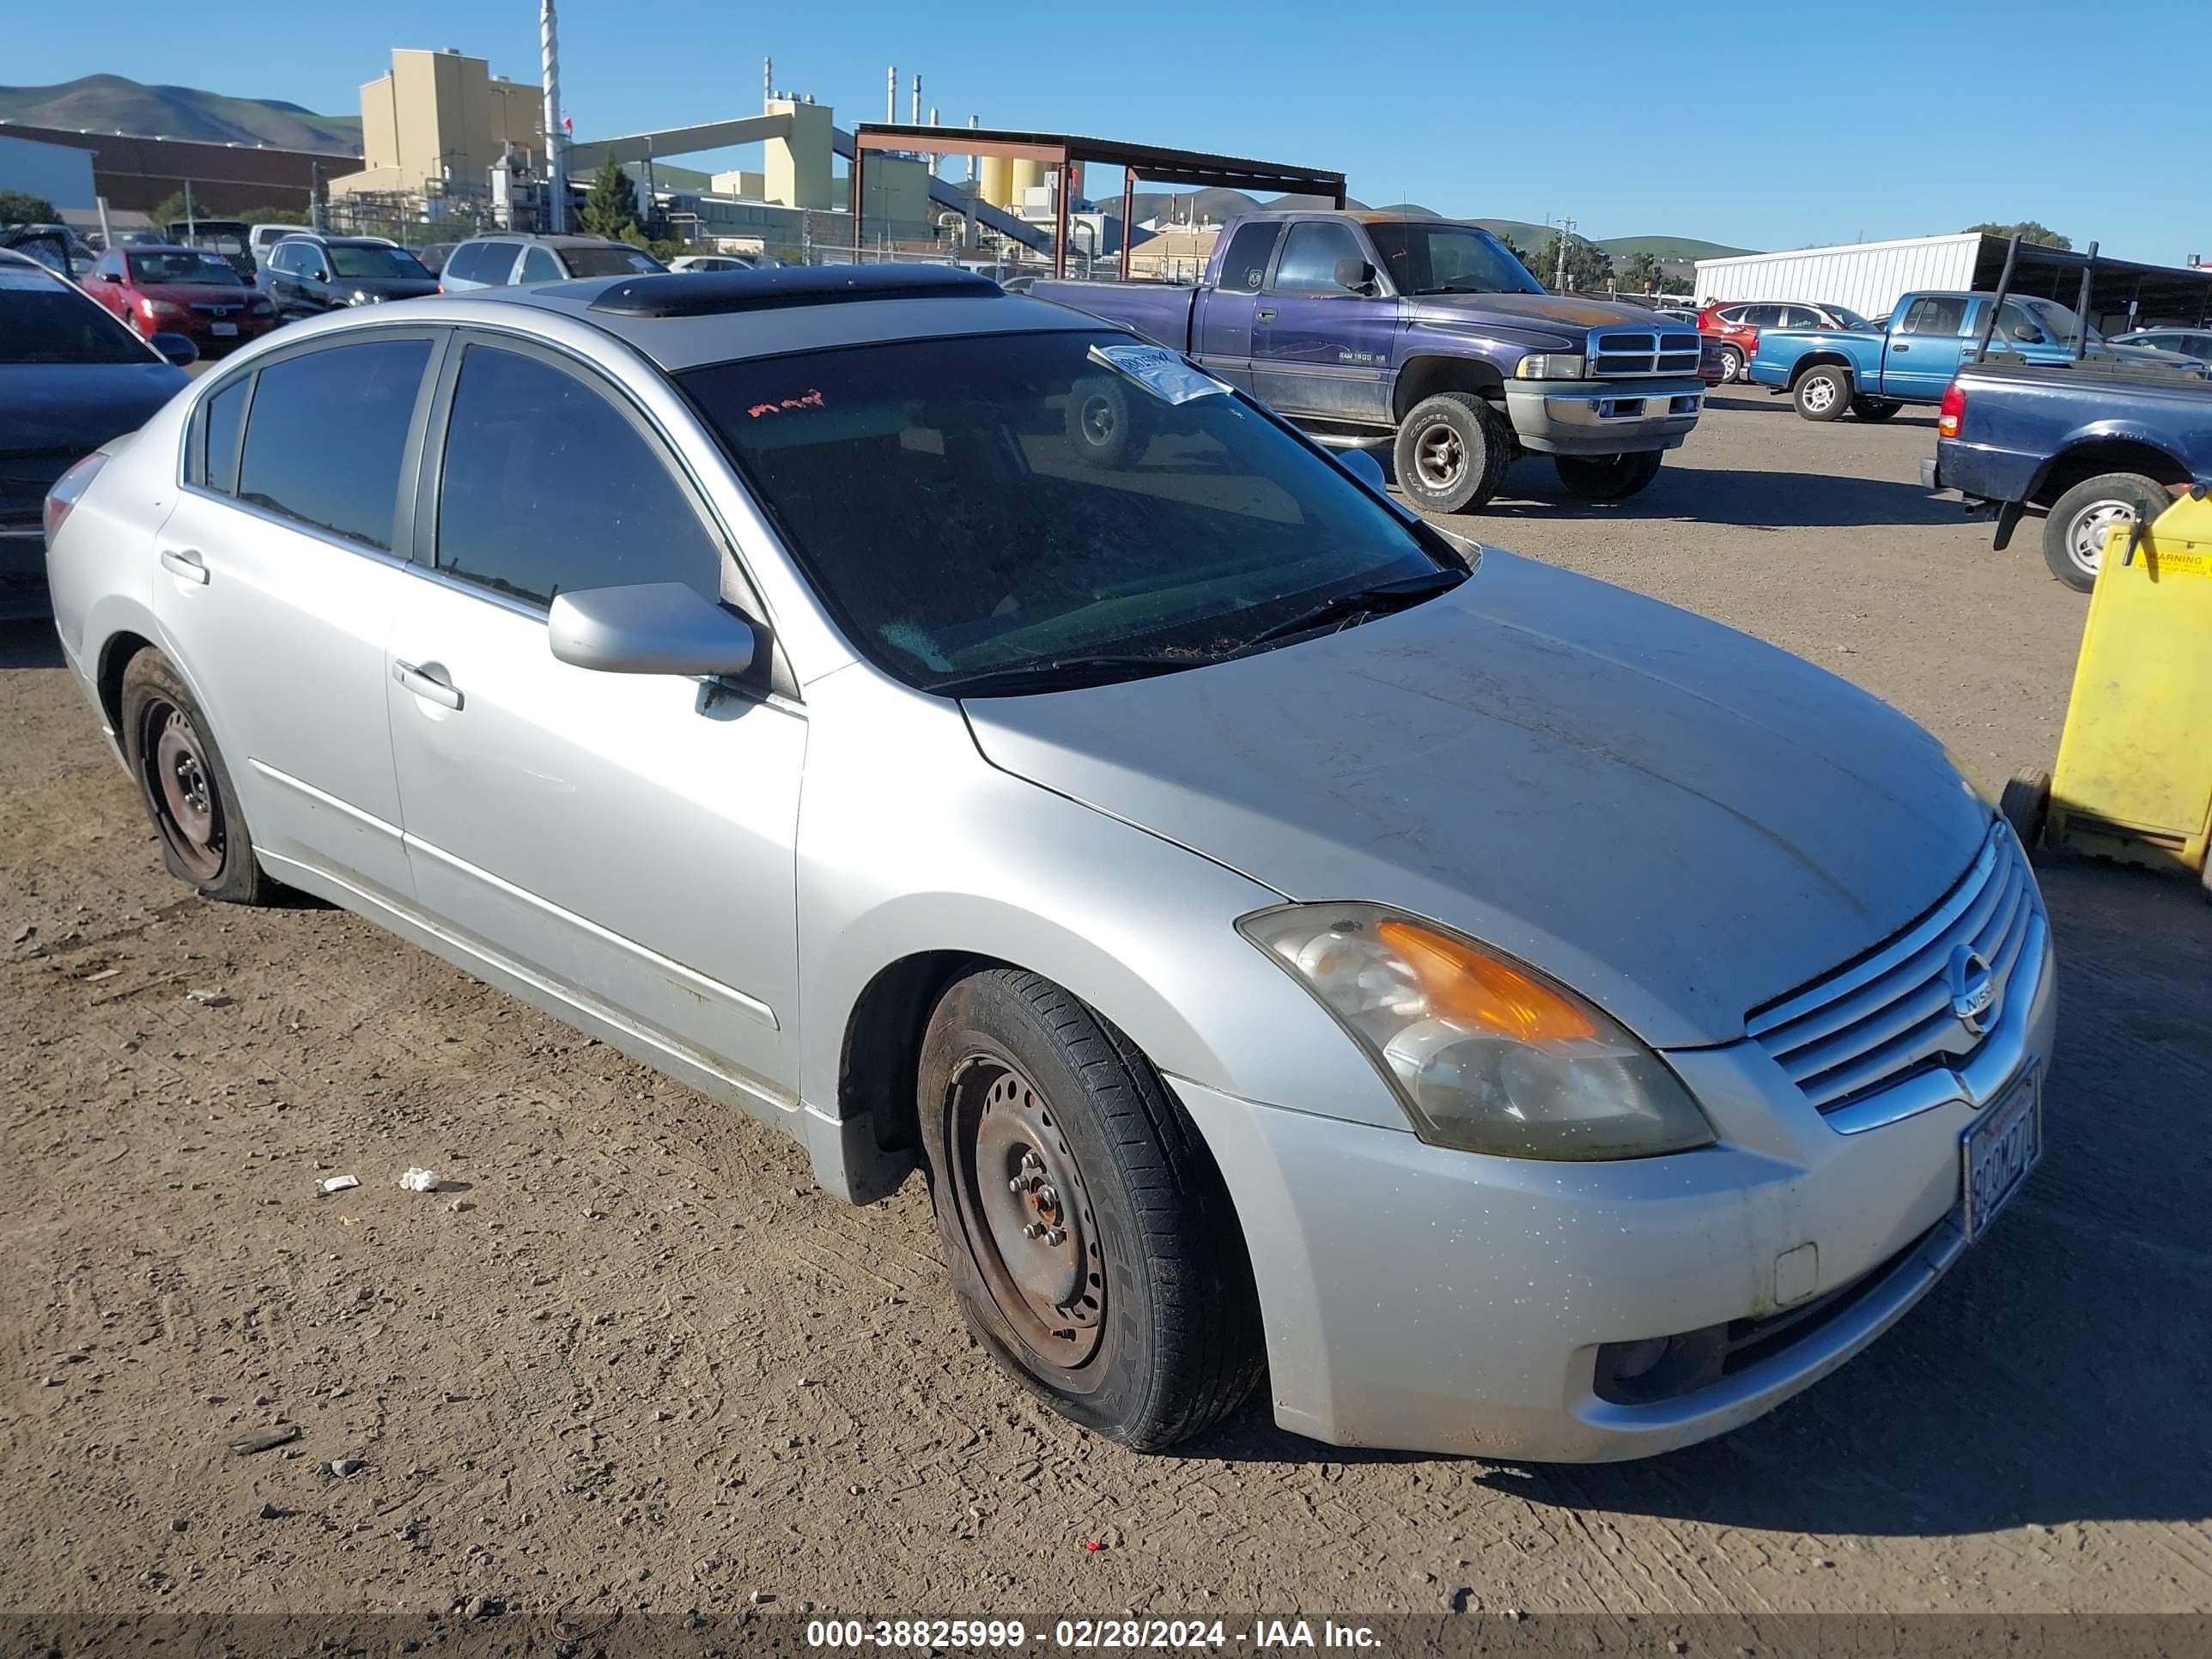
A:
[2042,472,2170,592]
[1554,451,1664,501]
[2000,769,2051,851]
[1392,392,1510,515]
[1794,365,1851,422]
[1717,344,1745,384]
[118,649,278,906]
[917,968,1263,1450]
[1850,396,1904,422]
[1064,374,1148,468]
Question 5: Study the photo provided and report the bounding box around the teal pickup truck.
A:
[1749,291,2168,422]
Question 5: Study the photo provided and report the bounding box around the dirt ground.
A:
[3,392,2209,1628]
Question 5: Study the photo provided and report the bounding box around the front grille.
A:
[1746,825,2040,1112]
[1589,329,1703,376]
[189,301,246,317]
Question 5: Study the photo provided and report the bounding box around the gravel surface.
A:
[3,393,2207,1623]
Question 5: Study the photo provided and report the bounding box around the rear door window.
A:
[234,337,433,550]
[518,246,562,284]
[192,375,251,492]
[433,342,723,608]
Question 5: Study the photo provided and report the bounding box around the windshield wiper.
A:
[928,653,1217,699]
[1234,569,1465,653]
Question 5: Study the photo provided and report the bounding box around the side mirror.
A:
[1333,447,1388,493]
[2009,323,2045,343]
[548,582,757,678]
[97,270,122,283]
[1334,257,1378,295]
[149,331,199,367]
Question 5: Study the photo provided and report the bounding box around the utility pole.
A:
[541,0,568,234]
[1553,215,1576,290]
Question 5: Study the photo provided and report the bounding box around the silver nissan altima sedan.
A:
[43,265,2055,1460]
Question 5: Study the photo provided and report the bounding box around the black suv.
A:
[259,234,440,318]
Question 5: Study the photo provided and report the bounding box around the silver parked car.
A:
[43,265,2056,1460]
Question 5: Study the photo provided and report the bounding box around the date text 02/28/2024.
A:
[805,1619,1382,1650]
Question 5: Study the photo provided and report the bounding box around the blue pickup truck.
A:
[1923,353,2212,589]
[1751,290,2168,422]
[1031,212,1705,514]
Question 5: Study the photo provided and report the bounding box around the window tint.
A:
[558,244,665,277]
[441,243,485,283]
[434,344,721,608]
[198,376,250,492]
[1217,222,1282,294]
[0,274,149,365]
[1271,222,1364,294]
[1900,296,1967,335]
[519,246,561,284]
[235,338,430,550]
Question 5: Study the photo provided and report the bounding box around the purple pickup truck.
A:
[1032,212,1705,514]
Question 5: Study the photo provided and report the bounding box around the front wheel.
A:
[1794,365,1851,422]
[1064,374,1148,468]
[2042,471,2171,592]
[1554,451,1663,501]
[917,969,1262,1450]
[1850,396,1904,422]
[1391,392,1510,515]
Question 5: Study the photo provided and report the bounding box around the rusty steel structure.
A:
[848,124,1346,279]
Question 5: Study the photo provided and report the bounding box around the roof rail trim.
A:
[589,263,1003,318]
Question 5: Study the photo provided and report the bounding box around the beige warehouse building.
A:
[330,47,544,205]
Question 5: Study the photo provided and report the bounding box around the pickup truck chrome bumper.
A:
[1505,376,1705,456]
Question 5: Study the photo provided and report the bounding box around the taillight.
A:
[1938,382,1966,439]
[45,452,108,549]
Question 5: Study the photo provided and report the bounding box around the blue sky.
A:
[11,0,2205,267]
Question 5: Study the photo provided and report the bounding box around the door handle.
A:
[159,547,209,584]
[1256,307,1278,321]
[1892,343,1910,353]
[392,659,463,711]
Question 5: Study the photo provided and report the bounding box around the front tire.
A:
[1794,365,1851,422]
[1554,451,1664,501]
[1392,392,1510,515]
[2042,472,2170,592]
[917,969,1263,1450]
[1850,396,1904,422]
[118,649,278,905]
[1064,374,1148,468]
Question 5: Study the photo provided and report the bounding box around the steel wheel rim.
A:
[141,700,223,881]
[1413,421,1466,490]
[1078,393,1117,448]
[946,1055,1106,1370]
[1802,375,1838,412]
[2067,500,2135,576]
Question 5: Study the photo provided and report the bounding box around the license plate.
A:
[210,322,238,337]
[1962,1070,2040,1242]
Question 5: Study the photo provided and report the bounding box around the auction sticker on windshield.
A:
[1962,1069,2040,1243]
[1087,343,1228,404]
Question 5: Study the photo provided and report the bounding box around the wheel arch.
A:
[1393,354,1507,423]
[2029,434,2192,507]
[1785,351,1855,389]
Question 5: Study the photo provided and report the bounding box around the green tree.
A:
[580,153,643,241]
[1966,220,2072,251]
[1536,231,1614,293]
[0,190,59,226]
[1494,229,1529,264]
[1623,251,1663,293]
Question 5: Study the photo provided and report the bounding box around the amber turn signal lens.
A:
[1374,920,1597,1043]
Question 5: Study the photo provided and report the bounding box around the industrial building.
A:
[327,47,545,217]
[0,132,97,214]
[1695,232,2212,331]
[0,119,356,218]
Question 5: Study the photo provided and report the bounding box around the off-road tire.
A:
[1064,374,1149,468]
[1794,364,1852,422]
[2042,472,2170,592]
[1554,451,1665,501]
[118,648,279,905]
[1392,392,1510,515]
[917,968,1263,1450]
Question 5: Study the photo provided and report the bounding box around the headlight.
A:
[348,289,383,306]
[1515,353,1586,380]
[1238,902,1716,1161]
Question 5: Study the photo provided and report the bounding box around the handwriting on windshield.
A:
[747,388,826,419]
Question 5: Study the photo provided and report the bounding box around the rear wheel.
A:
[2000,769,2051,851]
[1793,365,1851,422]
[1391,392,1510,515]
[1554,451,1664,501]
[118,649,278,905]
[1064,374,1148,468]
[1717,344,1745,384]
[2042,472,2170,592]
[917,968,1262,1449]
[1851,396,1904,422]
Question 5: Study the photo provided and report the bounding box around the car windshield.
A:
[560,245,665,277]
[2014,297,2098,346]
[1366,223,1546,297]
[129,252,246,287]
[680,330,1458,693]
[329,245,430,279]
[0,270,154,364]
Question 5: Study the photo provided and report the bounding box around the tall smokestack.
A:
[911,74,921,126]
[887,65,896,124]
[763,56,772,109]
[540,0,567,232]
[968,113,979,184]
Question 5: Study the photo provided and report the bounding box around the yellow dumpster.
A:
[2003,489,2212,897]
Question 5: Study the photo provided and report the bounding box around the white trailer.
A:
[1693,234,1984,323]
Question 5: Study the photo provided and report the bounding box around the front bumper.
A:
[1173,912,2057,1462]
[1504,376,1705,455]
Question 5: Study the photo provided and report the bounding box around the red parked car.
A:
[1698,300,1876,385]
[84,245,278,357]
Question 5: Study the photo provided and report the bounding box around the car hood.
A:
[962,551,1990,1049]
[0,362,186,453]
[139,283,258,307]
[1405,291,1681,337]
